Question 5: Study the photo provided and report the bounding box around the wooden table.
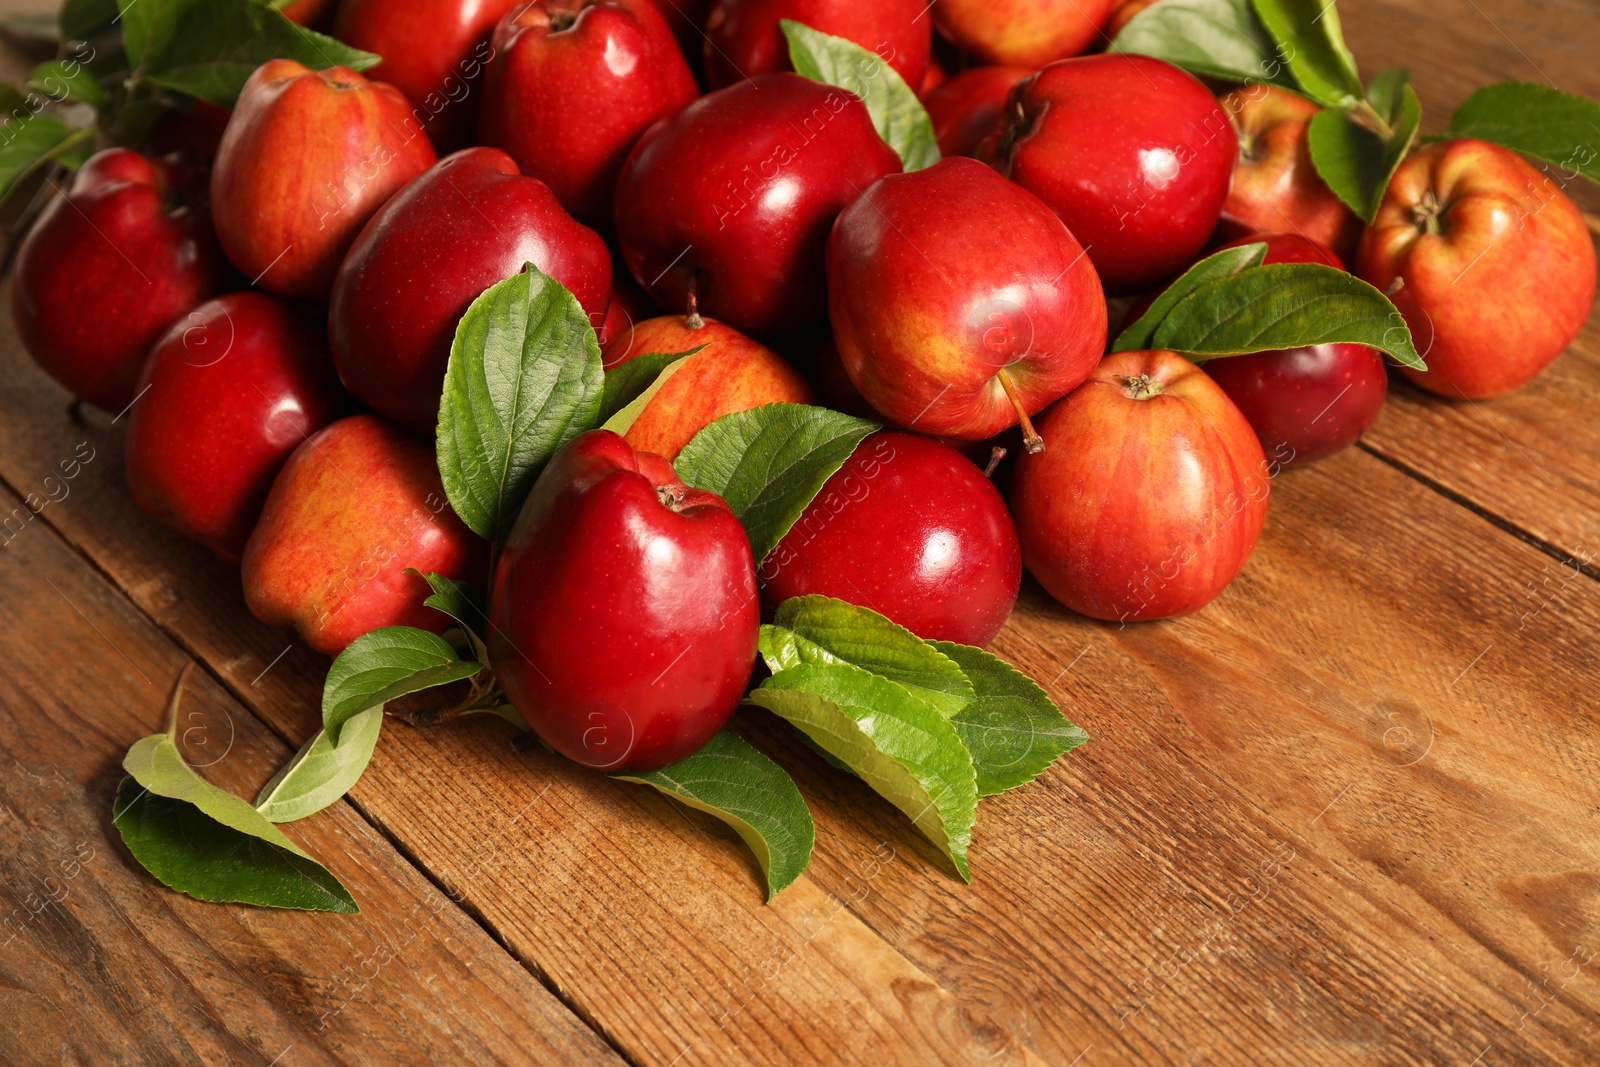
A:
[3,1,1598,1063]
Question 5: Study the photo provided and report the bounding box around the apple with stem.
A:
[488,429,758,771]
[827,156,1106,448]
[921,65,1032,158]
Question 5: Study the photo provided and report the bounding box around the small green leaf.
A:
[117,0,380,107]
[1152,261,1425,370]
[409,569,491,664]
[750,663,977,880]
[253,707,384,823]
[1447,82,1600,185]
[932,642,1088,796]
[1108,0,1296,87]
[615,729,815,901]
[438,263,605,541]
[1365,67,1410,122]
[1249,0,1362,109]
[0,117,92,204]
[116,736,358,912]
[762,596,974,717]
[600,353,694,435]
[781,19,938,171]
[322,626,483,741]
[1307,84,1420,222]
[28,59,104,107]
[599,347,705,425]
[1112,242,1267,353]
[674,403,878,562]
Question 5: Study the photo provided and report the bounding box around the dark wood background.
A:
[1,0,1596,1063]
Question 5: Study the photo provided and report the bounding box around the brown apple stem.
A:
[684,280,704,330]
[996,369,1044,454]
[1384,277,1406,297]
[982,446,1007,479]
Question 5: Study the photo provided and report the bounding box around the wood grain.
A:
[0,481,623,1065]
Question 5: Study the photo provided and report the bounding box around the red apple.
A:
[210,61,437,301]
[1216,85,1363,263]
[827,156,1106,446]
[11,148,229,414]
[333,0,523,149]
[933,0,1113,67]
[613,72,901,335]
[125,293,346,561]
[241,414,482,654]
[1011,349,1268,622]
[329,146,612,436]
[981,54,1237,293]
[609,314,815,458]
[480,0,698,224]
[1358,139,1597,399]
[702,0,931,91]
[488,429,757,771]
[921,65,1031,158]
[759,431,1021,645]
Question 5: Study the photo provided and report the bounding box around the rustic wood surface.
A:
[1,0,1597,1064]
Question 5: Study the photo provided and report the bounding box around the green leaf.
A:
[1108,0,1295,87]
[598,347,704,425]
[1307,83,1420,222]
[1447,82,1600,185]
[1150,261,1425,370]
[1365,67,1410,122]
[409,569,491,664]
[1112,242,1267,353]
[932,642,1088,796]
[750,663,977,880]
[762,596,974,718]
[673,403,878,562]
[28,59,104,107]
[60,0,118,40]
[322,626,483,741]
[437,263,605,542]
[117,0,380,108]
[615,729,815,901]
[253,707,384,823]
[116,736,358,912]
[781,19,939,171]
[599,353,694,434]
[0,117,92,204]
[1249,0,1362,109]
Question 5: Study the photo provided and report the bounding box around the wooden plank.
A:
[1340,0,1600,572]
[0,310,1041,1064]
[0,482,623,1064]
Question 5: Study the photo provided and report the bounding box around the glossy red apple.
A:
[1216,85,1363,262]
[330,147,611,436]
[921,65,1031,157]
[827,156,1106,446]
[333,0,523,148]
[613,72,901,335]
[760,431,1021,645]
[241,414,482,654]
[210,61,437,301]
[933,0,1113,67]
[1358,139,1597,399]
[702,0,930,91]
[125,293,346,561]
[982,54,1237,293]
[610,315,814,458]
[11,148,229,414]
[487,429,758,771]
[480,0,698,224]
[1012,349,1268,622]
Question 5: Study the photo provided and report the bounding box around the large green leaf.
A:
[674,404,878,562]
[253,706,384,823]
[321,626,483,740]
[615,729,815,900]
[437,263,605,542]
[762,596,974,718]
[116,734,358,912]
[1249,0,1362,109]
[1151,261,1425,370]
[0,116,92,204]
[750,663,977,879]
[1108,0,1295,87]
[1447,82,1600,185]
[1112,242,1267,353]
[933,642,1088,796]
[781,19,939,171]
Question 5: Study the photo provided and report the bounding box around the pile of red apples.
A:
[13,0,1595,770]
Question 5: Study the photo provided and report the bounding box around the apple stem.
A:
[685,282,704,330]
[996,369,1044,454]
[982,446,1007,479]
